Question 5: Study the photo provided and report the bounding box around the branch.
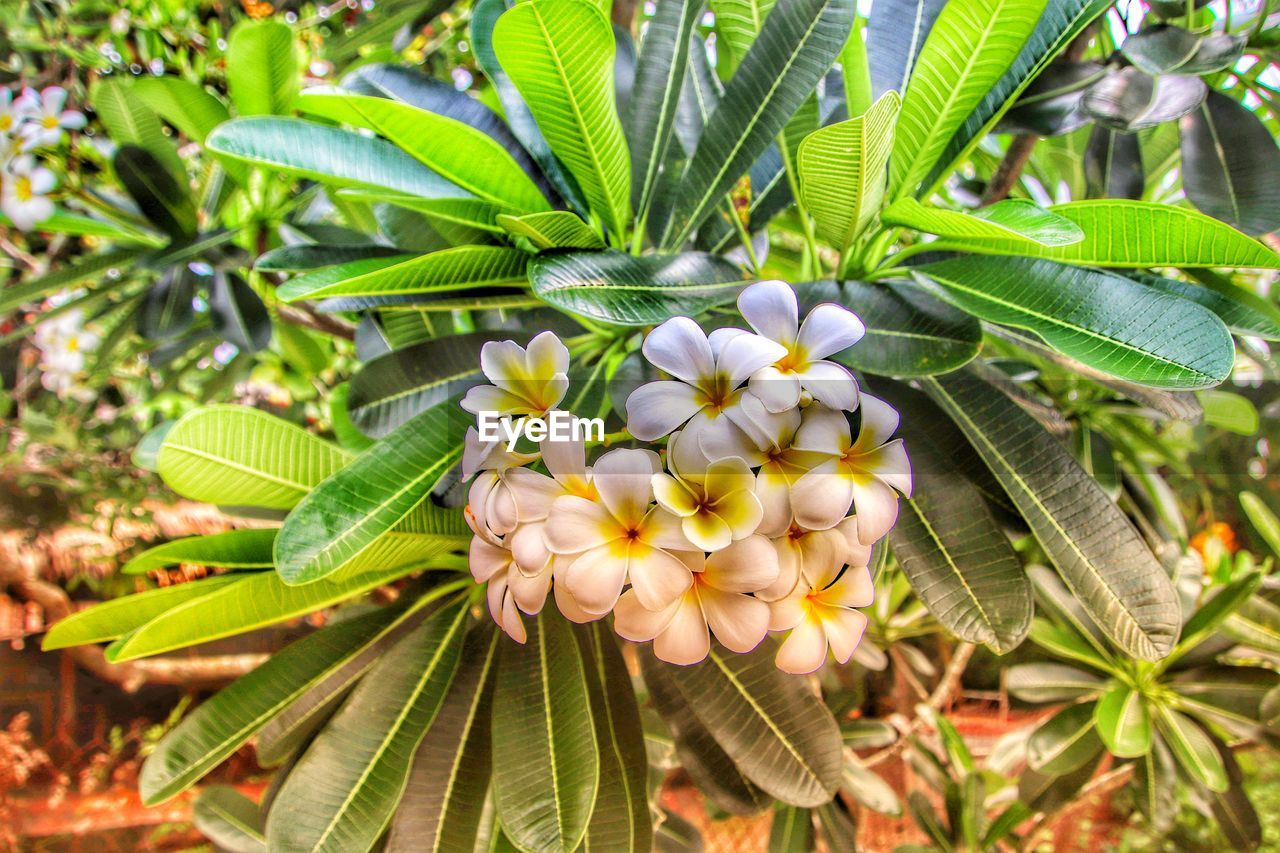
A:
[276,302,356,341]
[865,642,976,768]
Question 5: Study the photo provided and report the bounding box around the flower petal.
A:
[792,405,851,455]
[713,491,764,540]
[460,385,530,417]
[857,439,913,497]
[480,339,533,385]
[563,543,628,614]
[541,433,587,484]
[835,516,873,568]
[654,591,711,665]
[798,360,859,411]
[703,534,780,593]
[760,538,802,602]
[797,303,865,359]
[627,542,694,611]
[748,366,802,413]
[613,588,680,641]
[754,465,794,538]
[504,467,564,522]
[525,331,570,377]
[638,506,696,551]
[509,565,552,614]
[775,617,829,674]
[700,587,769,653]
[737,280,799,344]
[790,460,855,531]
[470,535,511,582]
[509,523,552,577]
[708,326,747,359]
[704,456,755,498]
[726,391,801,452]
[554,567,603,623]
[850,476,900,545]
[852,393,900,450]
[683,508,733,552]
[593,447,660,525]
[819,607,868,664]
[653,473,699,517]
[643,317,714,384]
[625,381,705,441]
[820,565,875,608]
[717,332,788,386]
[545,496,621,554]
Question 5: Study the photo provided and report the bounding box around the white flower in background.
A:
[789,396,913,542]
[33,308,98,394]
[737,280,865,413]
[0,88,38,138]
[18,87,86,149]
[652,431,763,552]
[545,448,695,615]
[769,562,875,674]
[461,331,570,418]
[2,155,55,230]
[614,536,779,665]
[625,316,785,456]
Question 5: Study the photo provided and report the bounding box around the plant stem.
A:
[981,133,1039,206]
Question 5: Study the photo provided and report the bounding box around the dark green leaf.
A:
[122,529,276,575]
[1081,68,1206,132]
[1209,740,1263,850]
[1121,25,1246,76]
[210,271,271,353]
[1084,126,1143,200]
[1158,707,1227,792]
[497,211,605,250]
[278,246,527,303]
[768,805,813,852]
[138,266,197,341]
[865,0,945,98]
[1006,663,1104,703]
[1181,89,1280,237]
[114,145,196,240]
[193,786,266,853]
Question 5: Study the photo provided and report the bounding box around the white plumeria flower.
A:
[505,437,595,579]
[33,308,98,394]
[789,397,912,542]
[2,154,55,231]
[768,561,874,674]
[764,516,867,602]
[18,87,86,149]
[460,331,570,418]
[737,281,865,413]
[614,536,779,665]
[471,537,530,643]
[545,448,695,615]
[652,431,764,552]
[464,432,540,542]
[625,316,786,456]
[0,88,38,138]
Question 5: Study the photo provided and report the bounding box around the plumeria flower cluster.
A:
[460,281,912,675]
[33,303,99,395]
[0,87,86,231]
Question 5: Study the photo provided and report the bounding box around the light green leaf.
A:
[157,406,352,510]
[708,0,777,73]
[1241,492,1280,560]
[1094,685,1152,758]
[192,786,266,853]
[883,198,1083,247]
[273,401,465,585]
[768,805,814,851]
[131,76,231,144]
[297,89,550,213]
[1199,390,1260,436]
[0,248,146,315]
[838,15,871,116]
[915,256,1234,389]
[89,78,184,179]
[497,211,605,250]
[798,92,900,254]
[337,189,510,234]
[1027,701,1102,774]
[923,375,1181,660]
[1027,620,1113,674]
[266,597,470,852]
[225,19,298,117]
[122,529,277,575]
[493,608,600,853]
[1223,596,1280,655]
[279,246,528,304]
[1158,707,1228,792]
[890,0,1047,199]
[494,0,631,238]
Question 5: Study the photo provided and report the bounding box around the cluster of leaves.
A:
[7,0,1280,849]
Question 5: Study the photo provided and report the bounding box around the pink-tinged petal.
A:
[40,86,68,113]
[627,542,694,611]
[768,586,809,630]
[759,538,802,602]
[653,473,699,517]
[775,617,829,674]
[852,394,900,451]
[545,496,621,553]
[858,439,913,496]
[718,332,788,386]
[470,535,511,582]
[850,477,900,545]
[819,565,875,608]
[737,280,799,344]
[485,480,519,536]
[502,592,528,644]
[727,391,801,452]
[703,534,780,593]
[486,572,509,627]
[479,339,532,385]
[748,366,802,413]
[795,528,847,590]
[593,448,660,525]
[614,588,680,641]
[460,384,528,416]
[797,303,865,359]
[820,607,869,664]
[643,317,714,384]
[754,465,793,538]
[525,330,570,376]
[638,506,696,551]
[700,587,769,653]
[683,508,733,552]
[553,567,603,623]
[563,543,628,614]
[504,467,564,522]
[541,434,587,484]
[625,381,704,441]
[835,516,872,567]
[790,460,855,531]
[792,405,852,455]
[671,550,707,573]
[467,473,497,534]
[509,523,552,577]
[798,361,859,411]
[654,592,711,666]
[59,110,87,130]
[708,326,747,359]
[508,565,552,614]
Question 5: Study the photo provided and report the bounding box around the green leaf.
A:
[279,246,527,304]
[207,117,468,199]
[882,198,1083,247]
[225,19,298,117]
[661,641,842,807]
[1170,572,1264,666]
[806,279,980,377]
[1122,25,1246,76]
[139,266,196,341]
[889,0,1047,199]
[1006,663,1104,703]
[113,145,196,240]
[210,271,272,353]
[385,626,501,853]
[576,623,652,852]
[297,89,550,214]
[1027,701,1102,775]
[922,200,1280,269]
[274,401,464,585]
[1094,685,1152,758]
[1084,126,1144,200]
[494,0,631,238]
[1209,741,1263,850]
[0,248,142,315]
[915,257,1234,389]
[139,602,431,803]
[627,0,702,223]
[838,17,872,116]
[157,406,352,510]
[192,786,266,853]
[841,759,901,816]
[1241,492,1280,560]
[528,250,743,325]
[41,574,241,650]
[122,529,276,575]
[923,375,1180,661]
[798,92,900,254]
[865,0,945,97]
[663,0,854,245]
[497,211,605,250]
[1181,89,1280,237]
[1158,707,1228,792]
[1223,596,1280,656]
[339,189,511,235]
[256,244,406,272]
[131,76,231,143]
[493,608,600,853]
[266,597,470,852]
[768,805,814,851]
[708,0,777,72]
[1135,272,1280,342]
[888,422,1031,654]
[89,78,184,179]
[0,209,156,244]
[1026,564,1112,661]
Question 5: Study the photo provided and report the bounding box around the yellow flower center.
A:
[14,177,32,201]
[42,116,60,129]
[0,116,10,131]
[66,336,79,352]
[775,344,808,373]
